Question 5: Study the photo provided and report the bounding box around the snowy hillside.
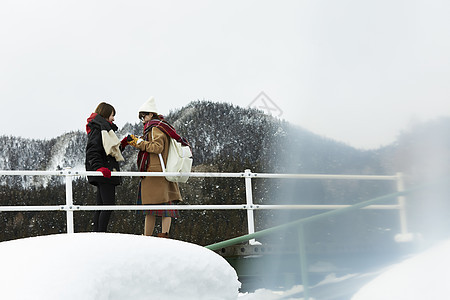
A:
[1,101,380,188]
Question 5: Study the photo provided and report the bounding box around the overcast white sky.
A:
[1,0,449,149]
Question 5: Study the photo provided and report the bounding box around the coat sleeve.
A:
[135,127,165,154]
[86,127,106,170]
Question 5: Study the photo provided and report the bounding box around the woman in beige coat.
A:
[128,97,185,237]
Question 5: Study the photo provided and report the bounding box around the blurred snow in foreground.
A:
[0,233,240,300]
[352,240,450,300]
[1,232,446,300]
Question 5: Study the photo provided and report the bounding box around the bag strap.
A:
[158,154,166,172]
[151,128,166,172]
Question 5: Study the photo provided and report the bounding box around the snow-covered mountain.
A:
[0,101,385,188]
[3,101,450,191]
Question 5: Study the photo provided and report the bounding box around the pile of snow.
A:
[352,240,450,300]
[0,233,240,300]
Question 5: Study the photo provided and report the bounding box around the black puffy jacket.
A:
[85,113,121,186]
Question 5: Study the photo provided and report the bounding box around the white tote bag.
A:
[154,129,193,183]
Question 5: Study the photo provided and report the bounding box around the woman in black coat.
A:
[85,102,127,232]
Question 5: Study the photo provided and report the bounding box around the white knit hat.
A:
[138,96,158,114]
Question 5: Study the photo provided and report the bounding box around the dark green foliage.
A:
[0,184,66,241]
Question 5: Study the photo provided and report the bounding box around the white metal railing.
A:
[0,169,409,242]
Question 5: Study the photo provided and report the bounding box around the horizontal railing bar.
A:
[249,173,398,180]
[73,204,400,211]
[0,170,66,176]
[0,204,400,212]
[0,170,246,177]
[73,205,246,211]
[255,204,400,210]
[113,171,246,178]
[0,170,399,181]
[0,206,63,212]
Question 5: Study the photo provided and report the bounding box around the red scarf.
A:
[86,113,116,134]
[137,116,190,172]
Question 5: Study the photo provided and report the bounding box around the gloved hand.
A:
[96,167,111,178]
[120,136,129,149]
[127,134,143,147]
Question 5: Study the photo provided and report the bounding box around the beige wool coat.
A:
[135,127,182,205]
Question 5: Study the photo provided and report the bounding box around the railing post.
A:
[244,169,257,245]
[298,224,310,299]
[64,168,74,234]
[395,172,413,242]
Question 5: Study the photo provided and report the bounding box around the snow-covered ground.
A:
[240,240,450,300]
[352,240,450,300]
[1,233,447,300]
[0,233,240,300]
